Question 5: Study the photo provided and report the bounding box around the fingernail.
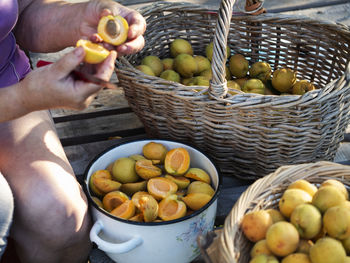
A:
[74,47,84,57]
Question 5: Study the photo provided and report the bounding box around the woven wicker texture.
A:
[214,161,350,263]
[115,1,350,180]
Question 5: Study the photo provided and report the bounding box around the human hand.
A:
[79,0,146,57]
[21,47,117,111]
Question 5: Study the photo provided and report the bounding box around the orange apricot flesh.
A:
[110,200,135,220]
[158,195,187,221]
[142,142,168,164]
[147,177,178,200]
[164,148,190,176]
[97,15,129,46]
[102,191,129,212]
[93,177,121,194]
[76,39,110,64]
[187,181,215,196]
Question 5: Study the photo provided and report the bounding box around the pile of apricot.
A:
[89,142,215,222]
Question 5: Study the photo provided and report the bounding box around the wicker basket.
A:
[198,161,350,263]
[115,0,350,180]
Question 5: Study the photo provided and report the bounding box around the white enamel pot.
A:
[83,139,221,263]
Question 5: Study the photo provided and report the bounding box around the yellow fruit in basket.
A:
[170,38,193,57]
[290,203,322,239]
[250,239,273,258]
[279,188,312,218]
[312,185,346,213]
[135,65,155,76]
[229,54,249,78]
[296,239,313,254]
[188,76,210,87]
[323,204,350,239]
[225,65,232,81]
[241,210,273,242]
[227,80,242,95]
[141,55,164,76]
[162,58,174,70]
[345,257,350,263]
[320,179,349,200]
[281,253,311,263]
[250,254,279,263]
[200,68,212,80]
[265,208,285,223]
[249,61,272,83]
[271,68,296,93]
[205,42,230,62]
[292,80,316,95]
[160,69,181,83]
[234,77,249,88]
[76,39,110,64]
[266,221,299,257]
[97,15,129,46]
[287,179,318,198]
[309,237,346,263]
[342,236,350,254]
[112,157,140,183]
[174,54,198,78]
[242,79,265,95]
[194,55,211,74]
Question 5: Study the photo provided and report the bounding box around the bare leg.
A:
[0,110,92,263]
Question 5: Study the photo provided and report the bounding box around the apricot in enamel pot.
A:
[129,154,146,161]
[93,177,121,195]
[76,39,110,64]
[112,157,140,183]
[158,195,187,221]
[110,200,135,220]
[164,175,190,189]
[135,159,162,180]
[91,196,103,208]
[187,181,215,196]
[120,180,147,196]
[142,142,168,164]
[128,213,144,222]
[131,191,159,222]
[184,168,211,184]
[97,15,129,46]
[182,193,212,211]
[147,177,178,200]
[90,169,113,196]
[164,148,190,176]
[102,191,129,212]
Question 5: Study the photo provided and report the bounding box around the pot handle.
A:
[90,220,143,253]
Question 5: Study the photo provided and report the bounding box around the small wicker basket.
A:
[197,161,350,263]
[116,0,350,180]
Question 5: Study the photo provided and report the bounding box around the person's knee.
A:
[0,174,14,258]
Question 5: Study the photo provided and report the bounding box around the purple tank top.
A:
[0,0,31,88]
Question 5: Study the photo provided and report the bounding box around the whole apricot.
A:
[229,54,249,78]
[281,253,311,263]
[250,239,273,258]
[112,157,140,183]
[279,188,312,218]
[320,179,349,200]
[182,193,212,211]
[265,208,285,223]
[170,38,193,57]
[312,185,346,213]
[309,237,346,263]
[241,210,273,242]
[287,179,318,197]
[323,204,350,239]
[187,181,215,196]
[142,142,168,163]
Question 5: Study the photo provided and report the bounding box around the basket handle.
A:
[208,0,265,99]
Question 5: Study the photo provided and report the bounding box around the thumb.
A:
[52,47,85,79]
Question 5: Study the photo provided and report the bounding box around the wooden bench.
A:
[28,0,350,261]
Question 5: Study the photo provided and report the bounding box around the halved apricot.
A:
[187,181,215,196]
[147,177,178,200]
[91,196,103,208]
[164,148,190,176]
[158,195,187,221]
[76,39,110,64]
[135,159,162,180]
[93,177,122,194]
[97,15,129,46]
[142,142,168,164]
[90,169,112,196]
[164,175,190,189]
[120,180,147,196]
[102,191,129,212]
[110,200,135,220]
[182,193,212,211]
[128,213,144,222]
[131,191,159,222]
[184,168,211,184]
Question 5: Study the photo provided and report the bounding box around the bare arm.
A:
[15,0,85,52]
